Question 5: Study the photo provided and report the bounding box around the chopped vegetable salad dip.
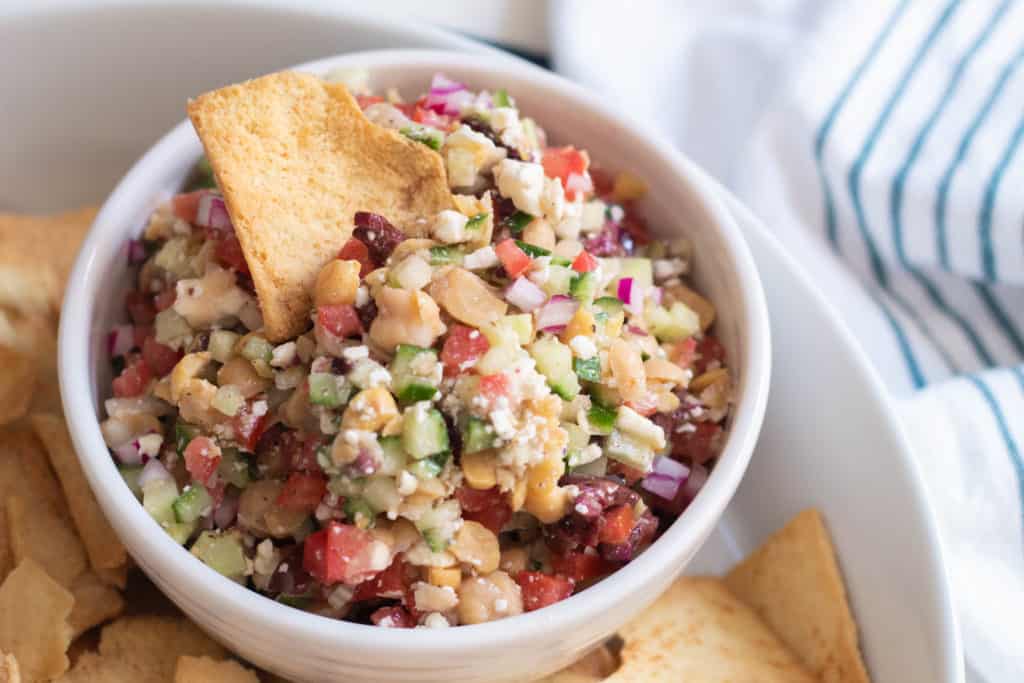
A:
[103,73,732,628]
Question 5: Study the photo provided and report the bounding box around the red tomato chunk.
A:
[495,239,531,278]
[440,325,490,377]
[302,521,378,585]
[276,472,327,513]
[550,551,613,584]
[317,304,363,339]
[142,336,182,377]
[516,571,575,612]
[184,436,222,486]
[338,239,374,278]
[112,358,151,398]
[598,505,635,546]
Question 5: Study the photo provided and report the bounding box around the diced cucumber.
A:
[515,240,551,258]
[308,372,344,407]
[569,271,599,303]
[362,476,401,514]
[493,88,512,108]
[402,404,449,460]
[400,126,443,151]
[174,421,199,455]
[586,402,618,435]
[328,475,365,498]
[142,478,179,526]
[343,497,376,529]
[154,309,191,348]
[529,338,580,400]
[416,500,460,552]
[589,382,622,408]
[378,436,408,476]
[422,529,448,552]
[173,484,213,524]
[573,455,608,476]
[462,416,497,454]
[191,530,247,580]
[503,211,533,236]
[390,344,440,403]
[241,335,273,363]
[165,521,197,545]
[608,257,653,291]
[605,430,655,471]
[217,447,250,488]
[429,245,464,266]
[573,356,601,383]
[208,330,240,363]
[466,213,489,231]
[563,423,592,467]
[647,302,700,342]
[542,265,575,297]
[119,465,144,499]
[347,359,388,391]
[482,314,533,347]
[408,451,449,479]
[593,296,625,316]
[550,256,573,268]
[475,342,523,375]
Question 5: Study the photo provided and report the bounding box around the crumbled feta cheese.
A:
[355,286,370,308]
[653,258,687,281]
[569,335,597,360]
[444,125,506,188]
[493,159,545,215]
[136,433,163,458]
[251,400,269,417]
[491,107,523,149]
[432,209,470,244]
[362,102,413,130]
[423,612,451,628]
[580,199,607,234]
[463,245,499,270]
[554,196,584,240]
[494,598,509,613]
[616,405,667,450]
[270,341,297,368]
[489,407,516,441]
[413,582,459,612]
[342,345,370,361]
[397,470,418,496]
[540,176,566,223]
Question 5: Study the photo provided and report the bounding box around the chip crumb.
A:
[174,655,259,683]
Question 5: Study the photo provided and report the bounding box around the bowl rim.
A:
[59,48,771,653]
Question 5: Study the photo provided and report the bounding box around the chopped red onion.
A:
[617,277,634,304]
[195,192,232,230]
[536,294,579,330]
[627,325,648,337]
[505,277,547,312]
[127,239,147,264]
[107,324,134,358]
[425,73,472,115]
[541,324,567,335]
[113,440,142,465]
[137,457,172,488]
[680,462,709,502]
[649,286,663,305]
[214,490,240,529]
[641,456,690,501]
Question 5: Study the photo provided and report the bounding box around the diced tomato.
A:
[183,436,222,486]
[171,190,204,223]
[338,239,374,277]
[370,606,417,628]
[516,571,575,612]
[232,403,269,453]
[355,94,385,109]
[125,291,156,325]
[456,486,512,536]
[495,239,531,278]
[625,393,659,417]
[607,461,646,486]
[571,251,598,273]
[276,472,327,513]
[411,105,453,130]
[478,373,509,402]
[693,335,726,376]
[215,234,250,275]
[599,505,635,545]
[353,555,409,601]
[152,287,176,312]
[317,304,363,339]
[669,337,698,370]
[550,551,614,584]
[542,146,590,200]
[670,422,723,466]
[141,336,182,377]
[302,521,377,585]
[440,325,490,377]
[290,435,324,473]
[112,358,151,398]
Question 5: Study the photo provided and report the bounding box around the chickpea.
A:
[456,571,523,625]
[370,287,447,350]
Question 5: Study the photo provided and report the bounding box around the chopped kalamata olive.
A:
[353,211,406,264]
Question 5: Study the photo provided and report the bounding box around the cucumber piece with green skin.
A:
[400,126,443,151]
[362,476,401,514]
[407,452,449,479]
[528,337,580,400]
[165,521,197,545]
[593,296,624,316]
[343,497,376,529]
[402,405,450,460]
[390,344,440,403]
[119,465,144,499]
[208,329,240,363]
[308,373,344,407]
[462,417,497,454]
[217,447,250,488]
[429,245,464,266]
[174,421,199,456]
[416,500,460,552]
[605,429,655,471]
[481,314,533,347]
[569,271,599,303]
[550,256,573,268]
[541,265,574,297]
[573,455,608,476]
[503,211,533,236]
[377,436,408,476]
[191,530,247,580]
[647,302,700,342]
[172,484,213,524]
[586,402,618,435]
[241,335,274,363]
[515,240,551,258]
[465,213,489,231]
[573,356,601,383]
[588,382,622,408]
[493,89,512,108]
[608,257,653,291]
[422,528,448,553]
[142,478,179,526]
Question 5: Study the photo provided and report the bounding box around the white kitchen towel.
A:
[551,1,1024,681]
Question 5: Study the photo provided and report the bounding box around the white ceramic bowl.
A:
[60,50,770,682]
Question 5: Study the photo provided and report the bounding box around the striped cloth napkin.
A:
[551,1,1023,680]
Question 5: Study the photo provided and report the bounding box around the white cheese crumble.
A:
[569,335,597,360]
[423,612,451,628]
[432,209,470,244]
[463,245,499,270]
[493,159,545,215]
[341,345,370,361]
[270,341,297,368]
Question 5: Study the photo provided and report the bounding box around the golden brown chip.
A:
[188,71,454,341]
[69,572,126,640]
[6,495,89,587]
[93,563,129,591]
[0,346,35,427]
[31,413,127,571]
[57,651,152,683]
[541,644,619,682]
[0,558,74,682]
[725,509,870,683]
[174,656,259,683]
[604,577,814,683]
[0,207,96,316]
[98,616,226,680]
[0,651,19,683]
